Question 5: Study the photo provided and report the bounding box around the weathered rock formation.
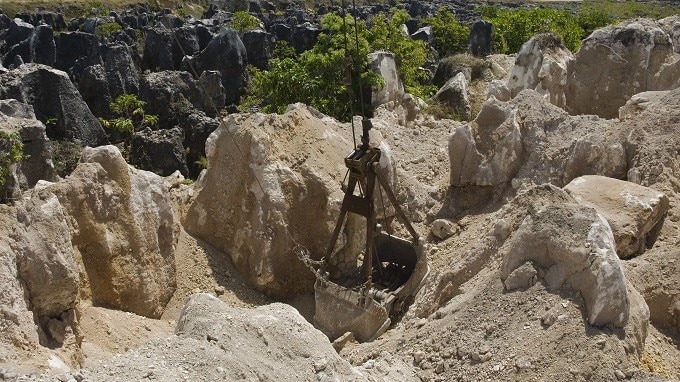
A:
[78,294,366,381]
[507,33,573,110]
[502,202,631,326]
[184,104,387,298]
[369,51,405,110]
[0,64,106,146]
[48,146,179,318]
[430,72,471,120]
[564,175,669,259]
[449,90,628,190]
[565,19,680,118]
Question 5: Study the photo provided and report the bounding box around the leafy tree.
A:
[230,11,261,35]
[424,7,471,57]
[0,132,23,200]
[243,13,381,121]
[243,9,433,121]
[369,9,433,98]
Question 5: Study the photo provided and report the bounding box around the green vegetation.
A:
[479,6,583,53]
[479,1,678,54]
[230,11,261,35]
[424,8,471,58]
[369,9,433,98]
[95,21,122,40]
[99,94,158,150]
[0,132,24,198]
[243,9,432,121]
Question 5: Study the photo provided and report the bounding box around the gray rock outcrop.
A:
[0,100,56,197]
[431,72,472,120]
[139,70,225,127]
[130,127,189,177]
[191,29,247,105]
[0,64,107,146]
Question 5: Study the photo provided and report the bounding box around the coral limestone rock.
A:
[502,203,630,326]
[565,175,669,259]
[566,19,680,118]
[507,33,573,109]
[184,105,368,298]
[49,145,178,318]
[448,96,522,187]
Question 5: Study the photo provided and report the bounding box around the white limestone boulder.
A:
[566,19,680,118]
[502,203,631,327]
[369,51,405,110]
[448,96,522,187]
[507,33,574,109]
[48,145,179,318]
[565,175,669,259]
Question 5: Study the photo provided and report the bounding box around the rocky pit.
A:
[0,4,679,382]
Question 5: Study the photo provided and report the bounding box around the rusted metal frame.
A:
[376,171,419,244]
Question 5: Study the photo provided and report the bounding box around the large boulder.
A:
[184,105,371,298]
[369,51,405,110]
[143,26,200,71]
[0,64,107,146]
[6,18,34,48]
[564,175,669,259]
[28,24,56,66]
[502,202,632,327]
[48,146,179,318]
[191,29,247,105]
[566,19,680,118]
[469,20,493,57]
[55,31,101,79]
[78,294,366,381]
[448,96,521,186]
[431,72,472,120]
[241,29,273,70]
[130,127,189,177]
[507,33,573,109]
[180,112,220,178]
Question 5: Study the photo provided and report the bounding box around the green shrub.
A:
[230,11,261,35]
[480,6,584,53]
[99,94,158,147]
[243,9,432,120]
[95,22,122,41]
[424,7,471,57]
[0,132,23,195]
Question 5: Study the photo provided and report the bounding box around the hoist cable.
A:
[340,0,357,149]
